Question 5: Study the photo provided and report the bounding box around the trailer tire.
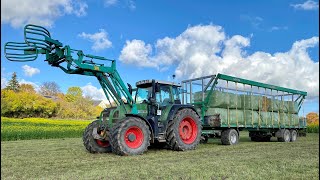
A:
[200,135,209,144]
[83,120,112,153]
[110,117,150,156]
[277,129,290,142]
[290,130,297,142]
[166,108,202,151]
[221,129,239,145]
[251,136,260,142]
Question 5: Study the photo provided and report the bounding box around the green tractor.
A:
[4,24,202,155]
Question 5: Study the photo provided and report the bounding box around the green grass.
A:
[1,117,91,141]
[1,132,318,180]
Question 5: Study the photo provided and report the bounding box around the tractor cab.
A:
[135,79,181,107]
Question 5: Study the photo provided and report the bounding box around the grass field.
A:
[1,132,318,180]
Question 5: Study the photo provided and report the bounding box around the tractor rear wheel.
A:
[83,120,112,153]
[166,108,202,151]
[110,117,150,156]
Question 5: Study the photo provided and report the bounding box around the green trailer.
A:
[181,74,307,144]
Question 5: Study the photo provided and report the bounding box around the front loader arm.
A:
[4,24,136,114]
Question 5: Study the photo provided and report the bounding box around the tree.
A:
[307,112,319,125]
[66,86,83,102]
[5,72,20,92]
[39,82,60,96]
[20,84,36,93]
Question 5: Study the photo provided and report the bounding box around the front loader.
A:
[4,24,202,155]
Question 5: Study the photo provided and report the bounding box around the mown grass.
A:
[1,117,91,141]
[1,132,318,180]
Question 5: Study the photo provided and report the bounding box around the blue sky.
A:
[1,0,319,114]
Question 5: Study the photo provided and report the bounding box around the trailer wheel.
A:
[250,136,259,142]
[290,130,297,142]
[200,135,209,144]
[110,117,150,156]
[166,108,201,151]
[221,129,239,145]
[83,120,112,153]
[277,129,290,142]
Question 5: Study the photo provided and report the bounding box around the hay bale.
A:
[260,112,271,126]
[243,110,260,126]
[207,91,230,108]
[205,108,228,125]
[279,112,290,126]
[261,97,271,112]
[287,101,299,114]
[268,99,281,112]
[271,112,280,125]
[240,95,261,111]
[229,109,244,125]
[228,93,242,109]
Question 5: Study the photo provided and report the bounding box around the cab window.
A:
[135,87,152,104]
[156,85,171,106]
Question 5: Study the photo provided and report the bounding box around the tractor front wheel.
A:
[83,120,112,153]
[110,117,150,156]
[166,108,202,151]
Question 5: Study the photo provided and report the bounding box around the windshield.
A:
[135,87,152,104]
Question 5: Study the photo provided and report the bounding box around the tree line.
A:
[1,72,103,119]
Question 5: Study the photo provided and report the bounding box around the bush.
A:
[307,123,319,133]
[1,90,58,118]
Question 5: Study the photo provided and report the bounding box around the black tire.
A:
[261,136,271,142]
[277,129,290,142]
[251,136,270,142]
[290,129,298,142]
[110,117,150,156]
[83,120,112,153]
[166,108,202,151]
[251,136,260,142]
[200,135,209,144]
[221,129,239,145]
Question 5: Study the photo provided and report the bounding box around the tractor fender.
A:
[166,104,199,123]
[125,114,154,143]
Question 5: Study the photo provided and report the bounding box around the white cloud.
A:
[22,65,40,77]
[269,26,288,32]
[81,83,106,100]
[78,29,112,51]
[291,0,319,10]
[1,77,8,89]
[103,0,135,10]
[240,15,264,29]
[127,0,136,10]
[119,24,319,100]
[19,79,40,91]
[119,40,156,67]
[1,0,88,28]
[104,0,118,6]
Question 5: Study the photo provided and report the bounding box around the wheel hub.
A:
[125,126,144,149]
[179,117,198,144]
[127,133,136,142]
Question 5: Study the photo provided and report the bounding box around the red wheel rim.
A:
[125,126,144,149]
[95,139,110,148]
[179,117,198,144]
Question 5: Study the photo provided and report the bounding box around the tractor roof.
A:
[136,79,181,88]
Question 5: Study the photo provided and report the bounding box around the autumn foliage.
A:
[1,84,103,119]
[306,112,319,133]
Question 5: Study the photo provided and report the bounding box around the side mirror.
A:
[127,83,132,95]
